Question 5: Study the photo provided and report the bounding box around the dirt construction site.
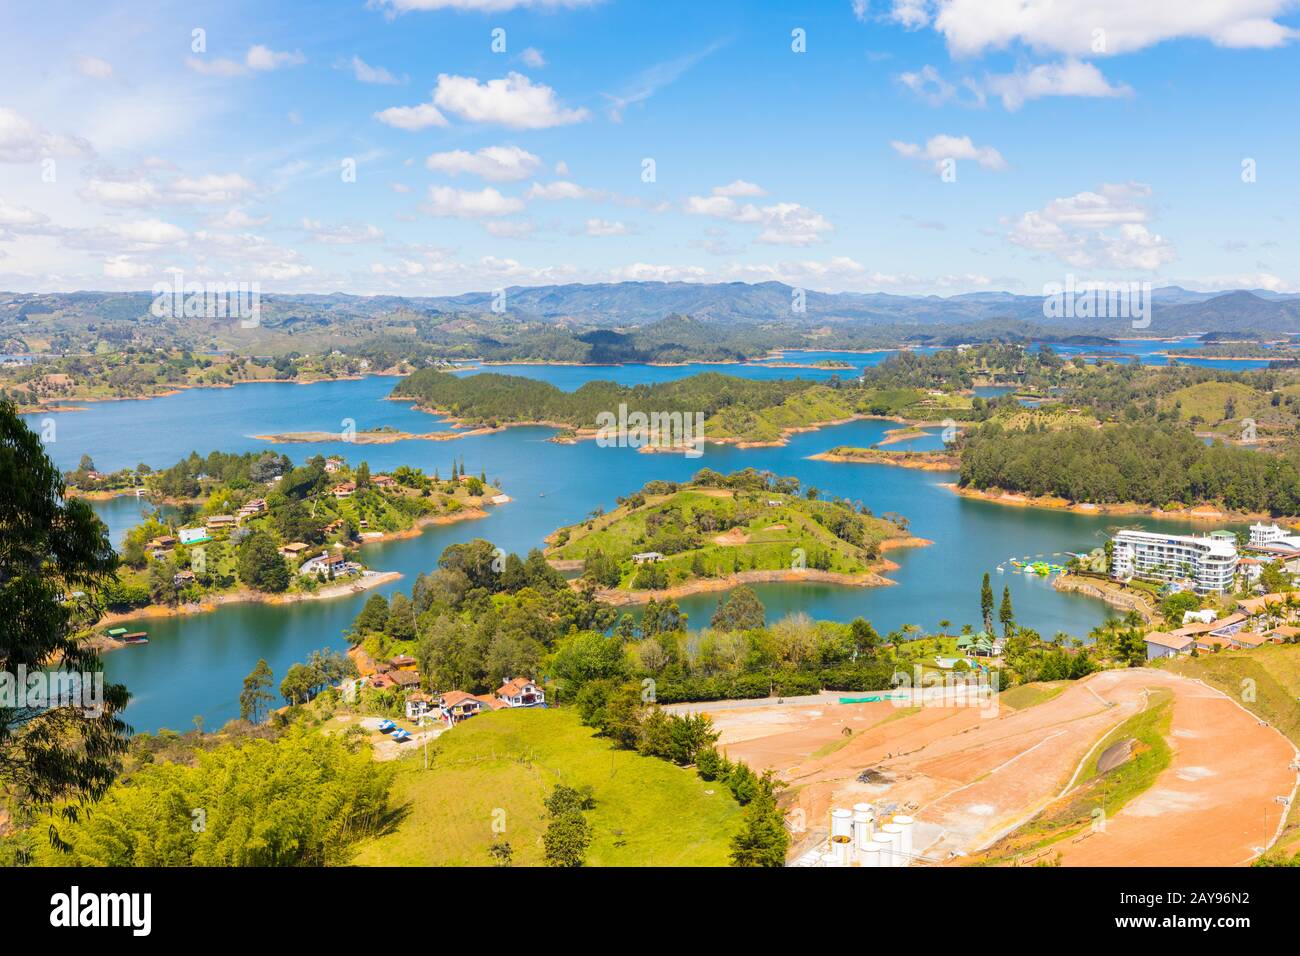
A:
[680,669,1300,866]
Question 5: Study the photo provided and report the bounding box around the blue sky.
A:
[1,0,1298,296]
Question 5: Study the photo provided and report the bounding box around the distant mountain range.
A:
[5,282,1300,337]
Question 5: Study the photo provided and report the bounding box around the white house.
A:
[495,677,545,708]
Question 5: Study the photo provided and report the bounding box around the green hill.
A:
[547,473,905,589]
[350,708,741,866]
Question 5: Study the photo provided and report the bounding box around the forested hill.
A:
[390,368,978,444]
[959,422,1300,515]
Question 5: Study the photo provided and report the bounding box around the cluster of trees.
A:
[392,368,814,429]
[35,728,394,866]
[571,680,788,866]
[350,539,617,694]
[960,421,1300,514]
[542,784,595,867]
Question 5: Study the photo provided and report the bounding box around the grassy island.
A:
[545,468,920,599]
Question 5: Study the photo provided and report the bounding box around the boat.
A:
[113,629,149,645]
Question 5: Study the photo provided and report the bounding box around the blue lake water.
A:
[24,352,1246,732]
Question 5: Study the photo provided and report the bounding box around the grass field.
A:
[1000,682,1067,711]
[350,707,742,867]
[549,485,899,588]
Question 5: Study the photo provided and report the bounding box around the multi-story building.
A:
[1110,529,1239,594]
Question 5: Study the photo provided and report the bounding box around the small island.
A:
[85,450,506,638]
[544,468,926,604]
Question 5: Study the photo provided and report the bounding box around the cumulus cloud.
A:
[374,102,448,130]
[683,185,834,246]
[301,219,384,244]
[1005,182,1177,270]
[425,145,541,181]
[585,218,631,236]
[887,0,1298,56]
[984,60,1132,110]
[433,72,590,128]
[186,45,305,77]
[78,171,257,207]
[525,180,606,201]
[519,47,546,68]
[890,134,1007,172]
[712,179,767,198]
[425,185,526,218]
[0,107,93,162]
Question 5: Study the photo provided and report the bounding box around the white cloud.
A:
[526,180,606,201]
[425,185,525,218]
[111,219,187,245]
[432,72,590,128]
[519,47,546,68]
[302,219,384,244]
[683,187,834,246]
[79,172,257,208]
[374,102,449,130]
[586,218,631,236]
[712,179,766,198]
[246,45,306,71]
[207,209,270,229]
[186,45,305,77]
[103,255,152,278]
[1006,182,1176,270]
[890,134,1007,172]
[345,55,405,84]
[75,56,114,79]
[984,60,1132,111]
[0,108,93,162]
[425,145,542,181]
[0,198,49,228]
[897,0,1298,56]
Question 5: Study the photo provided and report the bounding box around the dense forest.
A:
[960,421,1300,514]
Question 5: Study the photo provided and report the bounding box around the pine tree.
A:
[980,572,994,634]
[999,586,1015,638]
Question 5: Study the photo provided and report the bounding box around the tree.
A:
[999,586,1015,638]
[543,784,593,867]
[712,585,765,632]
[729,774,789,867]
[237,531,290,593]
[980,573,994,634]
[488,840,513,867]
[356,461,370,489]
[240,658,275,723]
[354,592,390,633]
[0,401,129,841]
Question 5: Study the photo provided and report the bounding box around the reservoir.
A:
[26,354,1242,732]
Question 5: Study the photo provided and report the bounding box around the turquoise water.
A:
[24,357,1244,732]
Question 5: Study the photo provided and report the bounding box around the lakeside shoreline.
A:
[942,483,1300,526]
[580,535,933,607]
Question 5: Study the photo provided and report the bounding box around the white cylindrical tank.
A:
[871,831,894,867]
[852,803,875,849]
[881,823,905,867]
[830,808,853,839]
[892,815,915,864]
[820,850,840,868]
[859,841,883,868]
[830,834,852,867]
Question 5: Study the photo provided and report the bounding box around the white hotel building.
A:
[1110,530,1239,594]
